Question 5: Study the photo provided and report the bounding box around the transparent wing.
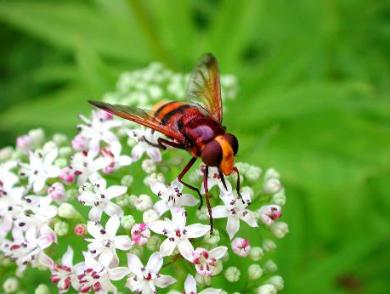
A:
[186,53,223,122]
[89,100,185,142]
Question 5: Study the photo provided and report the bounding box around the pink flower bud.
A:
[97,110,113,120]
[48,182,66,201]
[74,224,87,236]
[232,237,251,257]
[131,223,150,246]
[71,134,89,151]
[60,167,75,184]
[16,135,32,152]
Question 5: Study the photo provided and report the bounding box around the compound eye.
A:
[225,133,239,155]
[201,141,222,167]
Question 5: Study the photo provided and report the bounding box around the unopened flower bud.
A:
[258,205,282,225]
[264,168,280,180]
[146,235,161,251]
[264,178,282,194]
[134,194,153,211]
[54,158,67,168]
[52,134,67,146]
[204,229,220,245]
[143,209,159,224]
[264,260,278,273]
[74,224,87,236]
[60,167,75,184]
[34,284,50,294]
[48,182,66,202]
[121,175,134,187]
[272,191,286,206]
[66,189,78,200]
[224,266,240,282]
[59,147,72,157]
[29,128,45,146]
[195,273,211,286]
[58,203,80,219]
[270,222,288,239]
[232,237,250,257]
[256,284,277,294]
[0,147,13,161]
[121,215,135,230]
[17,135,33,153]
[71,134,88,151]
[246,166,261,182]
[267,275,284,290]
[141,159,156,173]
[54,221,69,236]
[248,264,263,280]
[263,239,277,252]
[249,247,264,261]
[196,207,209,221]
[3,277,19,293]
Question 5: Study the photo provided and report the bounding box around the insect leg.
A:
[143,137,185,150]
[203,166,214,234]
[218,169,228,191]
[233,167,243,201]
[178,157,203,209]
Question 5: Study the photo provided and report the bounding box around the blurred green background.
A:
[0,0,390,293]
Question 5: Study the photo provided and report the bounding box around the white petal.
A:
[147,147,161,162]
[178,239,194,262]
[159,238,177,257]
[106,215,120,236]
[114,236,132,250]
[171,207,186,228]
[178,194,198,207]
[94,157,110,170]
[109,267,131,281]
[209,246,227,260]
[106,185,127,199]
[146,252,163,273]
[226,217,240,240]
[242,211,258,227]
[39,253,54,269]
[154,274,176,288]
[212,206,228,218]
[148,220,168,235]
[89,207,103,221]
[127,254,143,276]
[119,155,132,167]
[61,246,74,267]
[131,144,144,161]
[150,182,167,197]
[99,250,114,267]
[200,288,223,294]
[185,224,210,238]
[184,274,197,293]
[87,221,102,239]
[105,202,123,217]
[33,178,45,193]
[153,200,169,216]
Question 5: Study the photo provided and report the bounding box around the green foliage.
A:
[0,0,389,293]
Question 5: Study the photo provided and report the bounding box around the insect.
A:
[89,53,241,231]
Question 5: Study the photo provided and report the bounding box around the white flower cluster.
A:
[0,65,287,294]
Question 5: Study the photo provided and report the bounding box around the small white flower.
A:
[258,205,282,226]
[192,246,227,276]
[19,145,61,193]
[212,193,257,239]
[128,128,161,162]
[149,208,210,261]
[170,274,223,294]
[101,141,132,174]
[77,110,122,152]
[151,179,198,216]
[126,252,176,293]
[70,151,110,185]
[86,215,132,266]
[231,237,250,257]
[78,178,126,221]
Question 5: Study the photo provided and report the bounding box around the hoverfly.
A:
[89,53,241,231]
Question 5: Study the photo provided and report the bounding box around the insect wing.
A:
[186,53,223,122]
[89,100,185,142]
